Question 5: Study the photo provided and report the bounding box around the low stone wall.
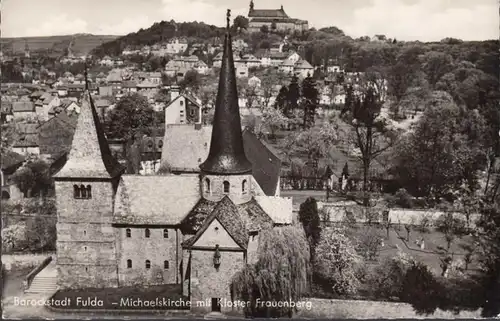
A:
[2,253,56,271]
[296,298,481,319]
[317,201,480,227]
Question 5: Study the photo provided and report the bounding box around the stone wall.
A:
[57,264,118,289]
[190,250,245,313]
[55,180,118,289]
[115,226,180,286]
[202,174,252,205]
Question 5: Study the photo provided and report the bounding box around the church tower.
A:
[199,10,253,205]
[53,71,124,289]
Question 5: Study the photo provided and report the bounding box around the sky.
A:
[2,0,498,41]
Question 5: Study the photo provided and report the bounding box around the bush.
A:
[2,224,27,253]
[25,216,56,253]
[394,188,414,208]
[366,251,415,300]
[401,262,441,315]
[313,227,362,296]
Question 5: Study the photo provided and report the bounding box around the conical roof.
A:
[199,15,252,175]
[54,89,124,179]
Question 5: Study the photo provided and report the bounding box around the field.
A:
[1,34,119,56]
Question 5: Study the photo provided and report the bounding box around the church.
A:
[53,14,293,313]
[247,0,309,33]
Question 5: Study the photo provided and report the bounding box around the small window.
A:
[85,267,88,272]
[164,260,169,269]
[127,259,132,268]
[126,228,131,238]
[190,108,195,116]
[158,140,163,148]
[180,100,184,106]
[163,229,168,238]
[148,141,154,148]
[73,185,80,198]
[205,178,211,193]
[86,185,92,199]
[145,228,150,238]
[223,181,230,193]
[242,180,247,194]
[80,184,87,198]
[145,260,151,269]
[83,230,87,236]
[84,246,87,251]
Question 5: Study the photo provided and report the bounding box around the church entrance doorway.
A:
[211,298,221,312]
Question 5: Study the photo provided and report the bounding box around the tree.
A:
[260,106,289,139]
[106,93,154,142]
[286,75,300,117]
[260,25,269,34]
[419,51,454,88]
[314,227,362,295]
[368,251,415,300]
[261,73,278,107]
[401,262,442,315]
[11,159,52,198]
[179,70,201,91]
[298,197,322,259]
[25,215,56,252]
[239,82,260,109]
[292,122,338,172]
[393,100,487,202]
[341,84,396,205]
[475,202,500,317]
[232,15,249,34]
[231,226,310,318]
[301,75,319,128]
[274,85,288,112]
[386,62,418,118]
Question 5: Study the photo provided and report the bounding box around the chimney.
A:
[170,85,180,101]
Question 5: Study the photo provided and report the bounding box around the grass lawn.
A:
[50,284,190,311]
[336,224,478,276]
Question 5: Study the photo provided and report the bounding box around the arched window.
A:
[242,180,247,193]
[145,260,151,269]
[127,259,132,268]
[83,246,87,251]
[86,185,92,199]
[158,140,163,148]
[205,178,211,193]
[126,228,131,238]
[163,229,168,238]
[164,260,169,269]
[80,184,87,198]
[73,185,80,198]
[145,228,150,238]
[223,181,230,194]
[83,230,87,236]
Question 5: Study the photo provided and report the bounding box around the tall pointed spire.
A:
[54,81,124,179]
[199,10,252,175]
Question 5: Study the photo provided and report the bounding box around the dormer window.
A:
[223,181,230,194]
